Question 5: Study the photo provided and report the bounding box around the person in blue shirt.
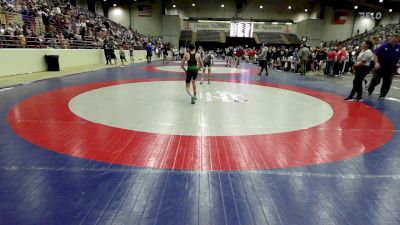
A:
[145,43,153,63]
[368,33,400,99]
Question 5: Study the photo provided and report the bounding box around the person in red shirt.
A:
[247,48,256,63]
[325,48,337,76]
[235,46,244,68]
[336,46,348,75]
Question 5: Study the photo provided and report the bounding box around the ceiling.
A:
[95,0,399,13]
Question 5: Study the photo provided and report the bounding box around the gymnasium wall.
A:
[320,8,355,42]
[130,2,163,37]
[0,49,148,77]
[95,1,104,16]
[353,16,376,36]
[108,5,131,28]
[296,19,324,48]
[320,8,399,42]
[162,15,181,48]
[107,3,163,37]
[76,0,88,11]
[381,13,400,25]
[99,1,399,45]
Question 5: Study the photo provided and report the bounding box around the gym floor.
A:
[1,59,400,225]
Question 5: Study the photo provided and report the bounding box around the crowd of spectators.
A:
[258,23,400,76]
[0,0,163,49]
[327,23,400,50]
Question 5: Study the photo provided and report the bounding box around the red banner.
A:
[334,12,348,24]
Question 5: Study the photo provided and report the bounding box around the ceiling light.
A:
[260,5,263,9]
[272,22,279,25]
[113,3,116,7]
[173,4,176,8]
[288,5,291,9]
[389,9,392,12]
[221,4,224,8]
[354,5,358,9]
[379,0,383,2]
[305,9,308,12]
[192,3,195,6]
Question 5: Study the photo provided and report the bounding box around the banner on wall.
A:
[253,24,295,33]
[187,22,296,33]
[188,22,230,31]
[138,5,152,17]
[334,12,348,24]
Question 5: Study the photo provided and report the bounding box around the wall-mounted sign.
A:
[188,22,230,31]
[334,12,348,24]
[187,22,296,33]
[358,12,382,20]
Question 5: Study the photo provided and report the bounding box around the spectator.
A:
[145,42,152,63]
[326,48,337,76]
[298,44,310,75]
[344,40,374,101]
[368,33,400,99]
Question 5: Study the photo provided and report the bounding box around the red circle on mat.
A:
[7,78,394,171]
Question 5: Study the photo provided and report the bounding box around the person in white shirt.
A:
[129,46,134,64]
[257,43,268,76]
[344,40,374,101]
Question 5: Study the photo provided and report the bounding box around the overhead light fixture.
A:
[288,5,291,9]
[113,3,116,7]
[221,4,224,8]
[389,8,392,12]
[260,5,263,9]
[379,0,383,2]
[286,22,292,25]
[173,4,176,8]
[103,0,106,2]
[305,9,308,12]
[354,5,358,9]
[272,22,279,25]
[192,3,195,6]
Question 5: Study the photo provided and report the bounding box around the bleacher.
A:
[329,23,400,48]
[196,30,221,42]
[0,0,162,49]
[179,30,192,42]
[255,32,285,44]
[284,33,301,44]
